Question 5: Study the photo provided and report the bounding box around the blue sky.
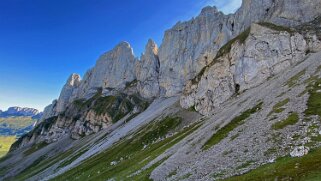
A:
[0,0,242,111]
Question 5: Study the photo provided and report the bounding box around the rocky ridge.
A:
[41,0,321,121]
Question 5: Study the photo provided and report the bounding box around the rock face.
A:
[158,0,321,97]
[41,100,58,121]
[180,23,320,115]
[136,39,160,98]
[76,42,137,99]
[56,74,81,113]
[12,92,150,150]
[0,107,39,117]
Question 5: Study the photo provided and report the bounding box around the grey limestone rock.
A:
[136,39,160,98]
[56,73,81,113]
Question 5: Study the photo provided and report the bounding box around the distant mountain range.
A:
[0,107,43,119]
[0,107,42,137]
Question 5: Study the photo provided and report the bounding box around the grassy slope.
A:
[224,147,321,181]
[52,117,202,181]
[202,102,263,150]
[0,136,16,158]
[225,76,321,180]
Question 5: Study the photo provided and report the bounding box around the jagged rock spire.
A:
[136,39,160,98]
[56,73,81,113]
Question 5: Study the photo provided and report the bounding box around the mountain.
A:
[0,107,41,137]
[0,107,41,118]
[1,0,321,180]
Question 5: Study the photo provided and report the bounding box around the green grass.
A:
[125,79,138,88]
[286,70,306,88]
[202,102,263,150]
[272,113,299,130]
[13,149,75,180]
[305,78,321,117]
[224,147,321,181]
[23,142,49,156]
[0,136,16,158]
[258,22,295,34]
[215,28,251,59]
[52,118,202,181]
[268,98,290,116]
[73,89,149,124]
[236,161,254,170]
[0,116,36,129]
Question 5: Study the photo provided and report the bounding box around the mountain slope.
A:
[1,0,321,180]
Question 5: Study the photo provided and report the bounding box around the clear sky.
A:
[0,0,242,111]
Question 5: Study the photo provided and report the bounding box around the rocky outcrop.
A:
[158,0,321,97]
[11,91,150,150]
[0,107,40,117]
[56,74,81,113]
[41,100,58,121]
[136,39,160,98]
[76,42,137,99]
[180,23,320,115]
[290,146,310,157]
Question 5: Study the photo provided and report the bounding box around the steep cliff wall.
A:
[180,23,321,115]
[158,0,321,97]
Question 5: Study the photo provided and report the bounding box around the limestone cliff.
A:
[158,0,321,97]
[136,39,160,98]
[181,23,321,115]
[56,74,81,113]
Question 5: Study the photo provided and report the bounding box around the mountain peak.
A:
[200,6,219,15]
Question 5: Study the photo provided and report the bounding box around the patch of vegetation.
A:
[23,142,49,156]
[286,70,306,88]
[258,22,295,34]
[216,28,251,59]
[305,78,321,117]
[125,79,138,88]
[191,28,251,85]
[57,148,89,169]
[168,169,177,178]
[187,106,197,112]
[276,92,286,98]
[224,147,321,181]
[272,113,299,130]
[178,173,192,180]
[202,102,263,150]
[264,147,278,156]
[222,150,233,156]
[268,98,290,116]
[236,161,254,170]
[230,133,240,141]
[52,118,203,181]
[0,136,16,158]
[14,149,75,180]
[16,155,47,178]
[74,89,149,124]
